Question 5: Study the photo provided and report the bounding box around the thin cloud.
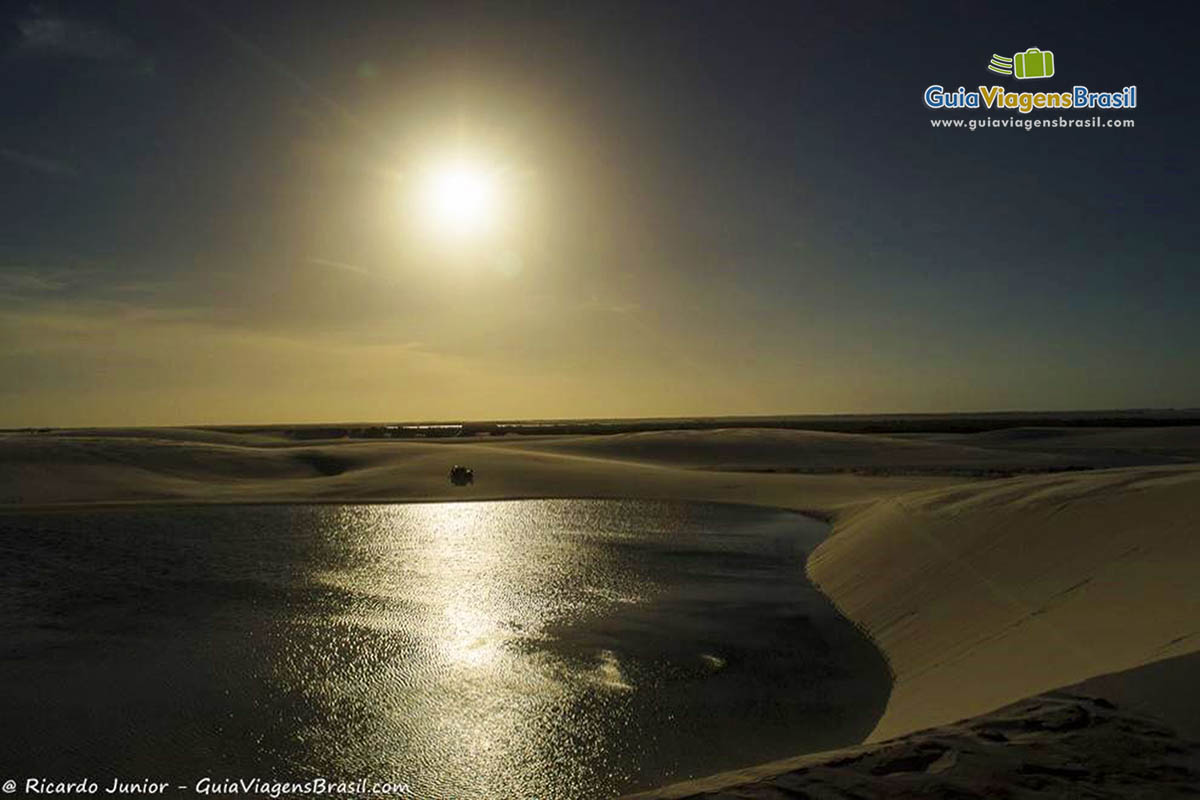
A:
[0,147,79,178]
[178,1,381,147]
[306,257,372,276]
[0,268,71,294]
[580,294,641,315]
[11,11,135,61]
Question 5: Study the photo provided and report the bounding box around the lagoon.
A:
[0,500,888,798]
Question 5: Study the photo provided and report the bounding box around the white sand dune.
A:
[811,464,1200,742]
[3,425,1199,796]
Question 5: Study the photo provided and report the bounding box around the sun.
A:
[418,158,500,239]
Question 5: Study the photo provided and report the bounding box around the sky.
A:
[1,0,1197,426]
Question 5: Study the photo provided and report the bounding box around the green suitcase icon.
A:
[1014,47,1054,79]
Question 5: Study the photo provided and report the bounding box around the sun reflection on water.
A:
[301,501,628,797]
[218,500,851,798]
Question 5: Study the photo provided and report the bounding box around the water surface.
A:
[0,500,888,798]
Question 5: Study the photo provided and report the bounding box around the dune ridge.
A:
[811,464,1200,742]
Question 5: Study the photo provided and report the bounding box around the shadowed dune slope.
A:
[488,427,1096,473]
[625,690,1200,799]
[921,425,1200,465]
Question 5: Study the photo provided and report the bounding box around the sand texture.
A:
[624,690,1200,799]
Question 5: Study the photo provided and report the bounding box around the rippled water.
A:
[0,500,888,798]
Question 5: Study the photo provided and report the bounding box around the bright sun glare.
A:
[419,159,500,239]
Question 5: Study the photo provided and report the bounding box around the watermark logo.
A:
[924,46,1136,118]
[988,48,1055,79]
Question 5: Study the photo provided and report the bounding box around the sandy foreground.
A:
[2,425,1199,796]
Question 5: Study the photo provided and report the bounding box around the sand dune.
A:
[915,425,1200,465]
[625,690,1200,799]
[484,427,1097,473]
[810,464,1200,742]
[0,429,966,509]
[3,425,1199,796]
[3,423,1192,510]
